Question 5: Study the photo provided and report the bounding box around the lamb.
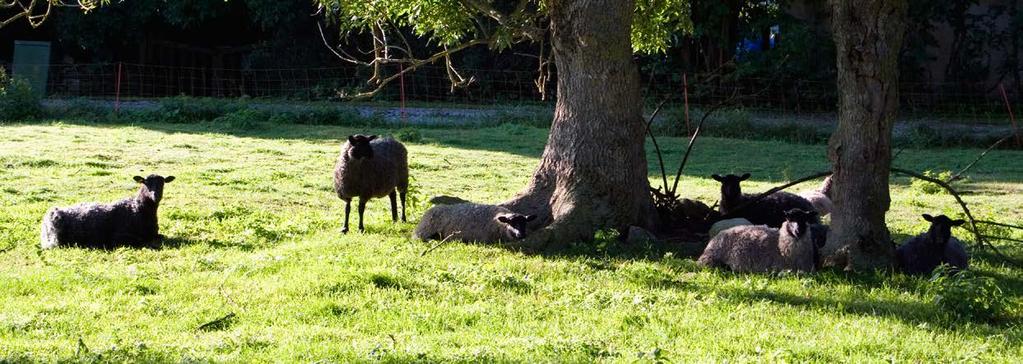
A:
[413,203,536,243]
[712,173,820,228]
[333,134,409,233]
[798,175,833,217]
[698,209,818,273]
[40,174,175,249]
[896,214,970,275]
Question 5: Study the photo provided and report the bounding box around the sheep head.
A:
[496,213,537,240]
[345,134,378,161]
[711,173,751,202]
[133,174,174,203]
[782,208,817,238]
[922,214,965,247]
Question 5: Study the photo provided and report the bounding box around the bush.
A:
[213,109,272,129]
[157,96,242,123]
[927,266,1011,322]
[392,127,422,143]
[910,170,954,195]
[0,68,43,122]
[269,106,376,126]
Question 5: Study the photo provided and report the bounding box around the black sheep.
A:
[896,214,970,275]
[712,173,820,228]
[40,175,174,249]
[333,134,409,233]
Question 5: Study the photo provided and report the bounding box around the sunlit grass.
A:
[0,120,1020,362]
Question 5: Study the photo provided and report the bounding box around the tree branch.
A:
[644,97,671,193]
[947,134,1013,182]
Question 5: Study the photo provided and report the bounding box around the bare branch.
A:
[644,97,672,193]
[344,38,490,100]
[317,21,371,66]
[947,135,1013,182]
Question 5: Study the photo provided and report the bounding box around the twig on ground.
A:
[420,232,459,257]
[197,312,236,331]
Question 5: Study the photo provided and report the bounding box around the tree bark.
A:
[821,0,907,271]
[500,0,655,251]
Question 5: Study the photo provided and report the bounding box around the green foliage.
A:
[910,170,954,195]
[927,266,1012,323]
[392,127,422,143]
[0,69,43,122]
[213,109,272,130]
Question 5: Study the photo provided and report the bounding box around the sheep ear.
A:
[524,215,536,222]
[368,135,378,141]
[133,176,144,183]
[922,214,934,222]
[711,174,723,182]
[951,219,966,226]
[347,135,356,143]
[164,176,175,183]
[739,173,751,181]
[496,215,511,224]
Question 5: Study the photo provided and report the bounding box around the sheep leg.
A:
[342,200,351,234]
[389,191,398,222]
[357,197,367,232]
[399,190,407,222]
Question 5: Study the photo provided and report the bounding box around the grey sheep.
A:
[798,175,833,217]
[712,173,820,228]
[708,218,753,238]
[40,175,175,249]
[896,214,970,275]
[698,209,818,273]
[333,134,409,233]
[413,203,536,243]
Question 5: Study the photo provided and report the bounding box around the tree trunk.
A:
[501,0,655,251]
[821,0,907,271]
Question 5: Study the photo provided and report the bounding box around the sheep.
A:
[40,174,175,249]
[413,202,536,243]
[708,218,753,238]
[698,209,818,273]
[333,134,409,233]
[428,195,472,205]
[798,175,833,217]
[896,214,970,275]
[711,173,820,228]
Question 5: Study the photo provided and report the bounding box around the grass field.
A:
[1,119,1021,362]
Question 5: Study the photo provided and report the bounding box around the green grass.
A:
[1,119,1021,362]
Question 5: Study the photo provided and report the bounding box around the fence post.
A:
[115,62,123,113]
[400,64,407,126]
[999,83,1021,147]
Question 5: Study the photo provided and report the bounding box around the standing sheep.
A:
[698,209,819,273]
[413,203,536,243]
[333,134,409,233]
[712,173,820,228]
[896,214,970,275]
[798,175,833,217]
[40,174,175,249]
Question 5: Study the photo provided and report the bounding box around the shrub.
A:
[157,96,242,123]
[213,109,271,129]
[927,266,1010,322]
[393,127,422,143]
[910,170,954,195]
[0,68,43,122]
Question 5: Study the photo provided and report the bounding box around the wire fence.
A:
[4,62,1022,121]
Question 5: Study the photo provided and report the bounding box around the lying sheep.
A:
[896,214,970,275]
[798,175,833,217]
[413,203,536,243]
[712,173,819,228]
[40,175,175,249]
[698,209,818,273]
[333,134,409,233]
[708,218,753,238]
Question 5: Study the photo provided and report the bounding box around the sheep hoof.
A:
[341,227,349,234]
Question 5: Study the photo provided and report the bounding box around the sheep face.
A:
[922,214,965,247]
[496,213,537,240]
[711,173,751,201]
[782,208,817,238]
[133,175,174,203]
[346,134,379,161]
